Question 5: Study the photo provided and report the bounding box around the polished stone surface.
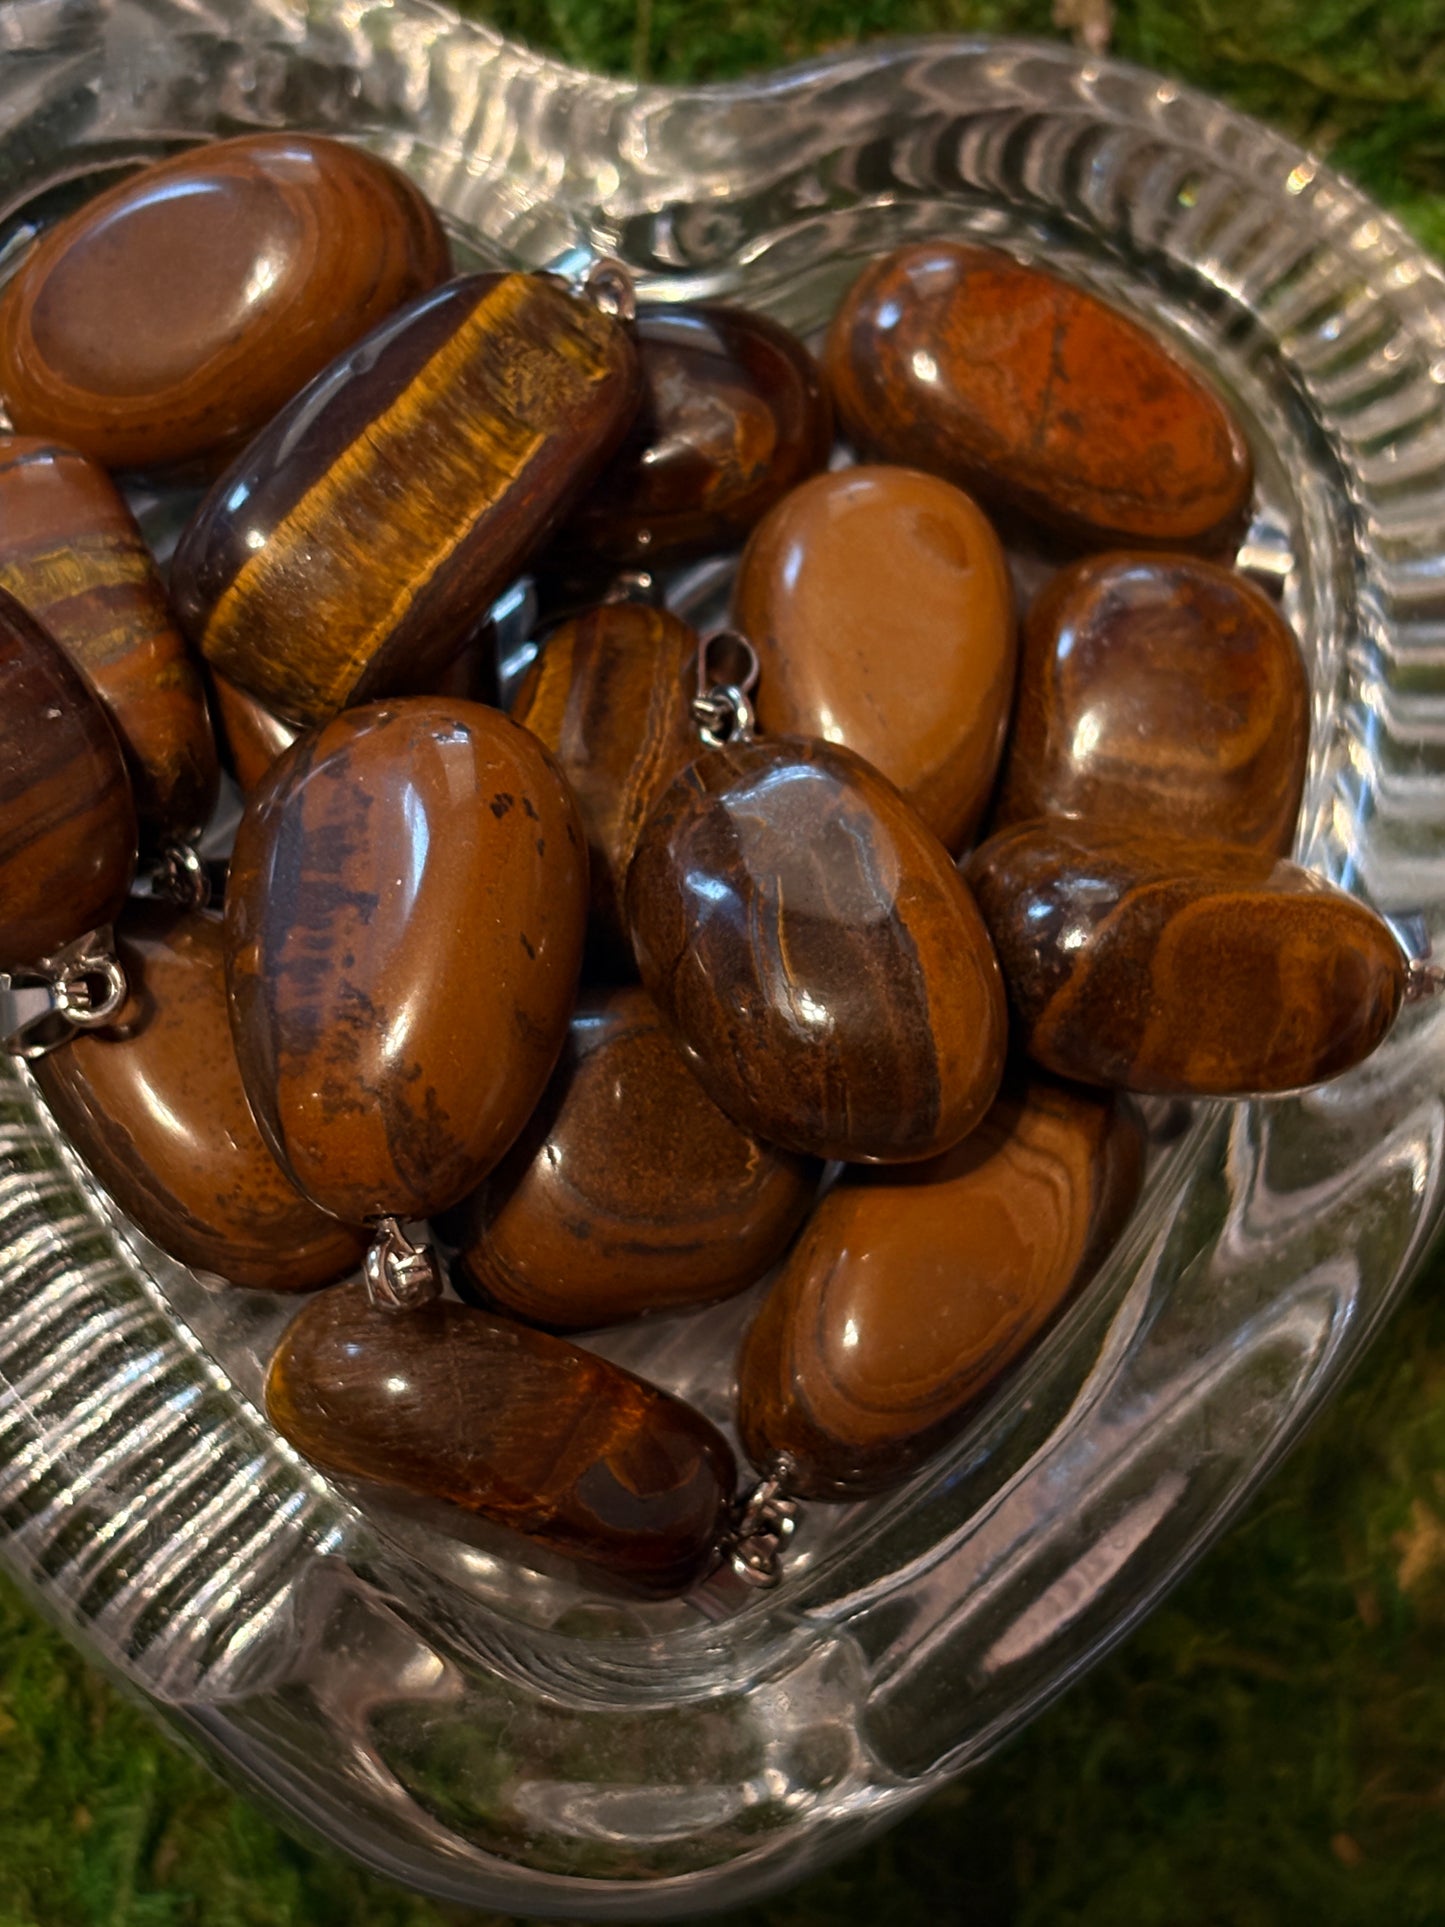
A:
[0,133,450,472]
[266,1282,737,1594]
[626,735,1008,1162]
[734,465,1016,850]
[224,698,587,1222]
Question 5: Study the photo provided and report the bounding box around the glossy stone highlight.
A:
[452,986,820,1328]
[0,588,135,970]
[511,602,700,951]
[173,272,641,725]
[968,821,1405,1095]
[734,466,1016,850]
[739,1073,1144,1498]
[224,699,587,1223]
[266,1283,736,1594]
[0,134,450,473]
[995,553,1309,855]
[34,906,366,1290]
[626,736,1008,1162]
[559,303,833,564]
[0,437,218,843]
[826,241,1253,550]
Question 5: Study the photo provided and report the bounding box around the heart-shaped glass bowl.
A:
[3,0,1445,1915]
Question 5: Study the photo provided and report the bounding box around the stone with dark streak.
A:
[223,698,587,1222]
[266,1282,736,1594]
[625,736,1008,1162]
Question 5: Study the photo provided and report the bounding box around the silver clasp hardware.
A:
[692,629,760,748]
[2,927,127,1060]
[363,1216,442,1313]
[722,1455,800,1589]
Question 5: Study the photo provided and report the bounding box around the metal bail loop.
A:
[722,1455,800,1589]
[580,256,636,322]
[692,628,761,749]
[2,927,127,1059]
[364,1216,442,1313]
[152,841,211,910]
[1405,957,1445,1003]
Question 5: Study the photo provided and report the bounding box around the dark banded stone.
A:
[0,436,217,844]
[172,272,642,726]
[267,1282,736,1594]
[0,588,135,970]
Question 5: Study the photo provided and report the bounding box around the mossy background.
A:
[4,0,1445,1921]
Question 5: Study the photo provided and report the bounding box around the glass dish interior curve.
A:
[1,1,1444,1915]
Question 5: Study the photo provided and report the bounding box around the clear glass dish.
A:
[2,0,1445,1915]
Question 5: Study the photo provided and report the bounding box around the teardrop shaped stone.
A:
[210,671,299,795]
[0,133,451,472]
[172,272,642,726]
[33,905,366,1290]
[224,698,588,1223]
[0,587,135,970]
[734,465,1016,851]
[266,1282,736,1594]
[451,985,820,1328]
[626,736,1008,1162]
[825,242,1252,550]
[967,820,1405,1095]
[558,302,833,564]
[511,602,701,955]
[995,553,1309,855]
[738,1071,1144,1498]
[0,436,218,844]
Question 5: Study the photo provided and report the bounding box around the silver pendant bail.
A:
[363,1216,442,1313]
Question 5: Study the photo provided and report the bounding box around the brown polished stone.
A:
[825,242,1253,551]
[511,603,701,952]
[995,553,1309,855]
[33,905,366,1289]
[172,272,642,726]
[558,302,833,564]
[0,134,450,472]
[210,672,299,795]
[266,1282,736,1594]
[452,985,820,1328]
[0,587,135,970]
[0,437,218,844]
[224,698,587,1223]
[626,735,1008,1162]
[734,466,1016,851]
[739,1072,1144,1498]
[967,820,1405,1095]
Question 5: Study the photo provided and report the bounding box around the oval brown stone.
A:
[451,985,820,1328]
[734,466,1016,851]
[0,133,451,472]
[995,553,1309,855]
[0,437,218,844]
[511,602,700,955]
[738,1072,1144,1498]
[626,735,1008,1162]
[558,302,833,565]
[266,1282,736,1594]
[0,587,135,970]
[825,241,1253,550]
[33,905,366,1290]
[967,820,1405,1095]
[171,272,642,727]
[224,698,587,1223]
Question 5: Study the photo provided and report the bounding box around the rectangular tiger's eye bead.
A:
[172,272,642,726]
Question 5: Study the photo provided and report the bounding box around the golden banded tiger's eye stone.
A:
[171,272,642,726]
[0,588,135,970]
[0,133,450,473]
[558,303,833,564]
[224,698,587,1224]
[451,986,820,1328]
[32,906,366,1290]
[511,603,700,954]
[825,242,1253,551]
[738,1072,1144,1498]
[967,820,1405,1095]
[995,554,1309,856]
[734,466,1016,851]
[266,1283,736,1594]
[0,437,218,844]
[626,736,1008,1163]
